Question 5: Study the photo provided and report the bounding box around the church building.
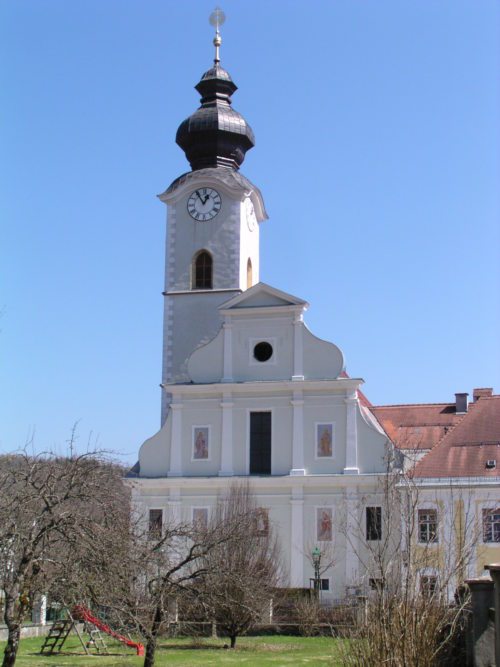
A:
[129,19,398,599]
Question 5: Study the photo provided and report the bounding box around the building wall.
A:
[130,476,389,598]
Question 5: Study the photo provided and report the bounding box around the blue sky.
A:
[1,1,499,462]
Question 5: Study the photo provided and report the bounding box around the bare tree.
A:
[0,445,126,667]
[197,483,281,648]
[79,485,265,667]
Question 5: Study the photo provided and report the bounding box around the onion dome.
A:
[175,16,255,171]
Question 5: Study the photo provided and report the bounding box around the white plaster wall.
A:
[187,309,348,387]
[302,326,344,380]
[130,475,390,598]
[356,405,390,474]
[238,199,260,287]
[138,421,171,477]
[303,486,348,597]
[303,397,347,474]
[230,315,294,382]
[181,402,222,476]
[187,328,225,383]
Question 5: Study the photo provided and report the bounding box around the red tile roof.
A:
[413,395,500,478]
[368,403,462,450]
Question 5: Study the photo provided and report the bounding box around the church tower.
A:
[159,13,267,423]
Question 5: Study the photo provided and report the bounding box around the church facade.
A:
[128,32,394,599]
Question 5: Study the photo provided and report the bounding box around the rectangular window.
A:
[250,412,271,475]
[369,578,384,591]
[148,509,163,540]
[420,575,437,597]
[418,509,438,543]
[309,578,330,591]
[253,508,269,536]
[192,507,208,531]
[366,507,382,541]
[483,508,500,543]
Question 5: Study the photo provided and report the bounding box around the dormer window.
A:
[193,250,213,289]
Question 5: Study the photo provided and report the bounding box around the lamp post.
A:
[312,546,321,598]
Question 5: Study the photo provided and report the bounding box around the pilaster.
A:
[344,491,360,589]
[168,400,183,476]
[290,390,305,475]
[292,312,304,381]
[219,392,234,476]
[222,318,233,382]
[290,488,304,586]
[344,393,359,474]
[168,488,181,524]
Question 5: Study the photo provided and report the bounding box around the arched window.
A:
[247,258,253,289]
[193,250,213,289]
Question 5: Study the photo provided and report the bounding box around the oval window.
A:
[253,341,273,362]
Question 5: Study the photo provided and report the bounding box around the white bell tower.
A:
[159,13,267,423]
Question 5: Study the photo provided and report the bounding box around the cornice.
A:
[126,472,385,491]
[161,377,364,395]
[164,288,241,297]
[219,304,305,318]
[158,168,267,221]
[404,477,500,488]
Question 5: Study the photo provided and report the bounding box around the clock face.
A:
[187,187,221,221]
[245,198,256,231]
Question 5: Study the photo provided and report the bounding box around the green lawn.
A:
[1,635,344,666]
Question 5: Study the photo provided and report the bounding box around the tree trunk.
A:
[230,635,237,648]
[2,593,23,667]
[142,602,163,667]
[143,637,157,667]
[2,624,21,667]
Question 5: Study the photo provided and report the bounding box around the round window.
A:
[253,341,273,362]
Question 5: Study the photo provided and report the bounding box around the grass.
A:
[1,634,345,666]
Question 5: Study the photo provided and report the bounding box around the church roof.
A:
[412,394,500,478]
[219,282,308,311]
[369,403,462,450]
[164,167,262,201]
[175,60,255,171]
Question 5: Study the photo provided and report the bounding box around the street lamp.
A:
[312,546,321,597]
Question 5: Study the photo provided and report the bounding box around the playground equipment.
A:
[72,605,144,656]
[40,604,144,657]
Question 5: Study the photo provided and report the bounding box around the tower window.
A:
[193,251,213,289]
[247,258,253,289]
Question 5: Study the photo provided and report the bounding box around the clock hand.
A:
[195,190,204,203]
[202,193,210,205]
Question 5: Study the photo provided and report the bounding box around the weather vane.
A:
[209,7,225,64]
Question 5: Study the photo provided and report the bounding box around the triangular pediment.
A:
[219,282,308,311]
